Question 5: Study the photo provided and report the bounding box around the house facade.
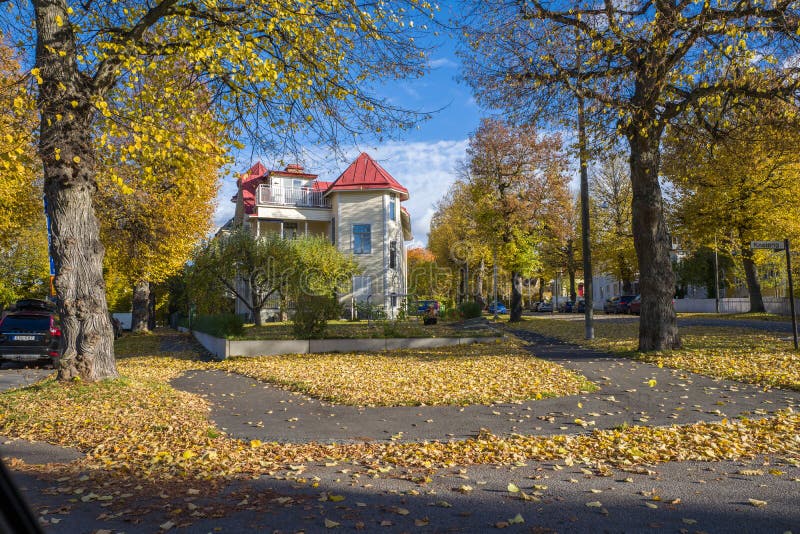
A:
[231,153,413,320]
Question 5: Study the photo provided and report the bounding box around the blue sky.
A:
[214,21,483,247]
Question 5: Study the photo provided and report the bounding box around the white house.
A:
[231,153,413,320]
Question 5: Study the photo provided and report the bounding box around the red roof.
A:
[237,163,269,215]
[237,163,322,215]
[325,153,409,200]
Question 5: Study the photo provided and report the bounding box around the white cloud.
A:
[214,139,469,245]
[427,57,458,69]
[213,175,239,228]
[341,140,468,245]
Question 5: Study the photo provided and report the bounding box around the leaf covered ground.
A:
[217,338,595,406]
[0,331,797,486]
[515,318,800,390]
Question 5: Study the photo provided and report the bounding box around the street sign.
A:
[751,240,785,250]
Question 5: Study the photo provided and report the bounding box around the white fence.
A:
[256,184,331,208]
[674,297,800,315]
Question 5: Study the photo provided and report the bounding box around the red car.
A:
[629,295,642,315]
[615,294,637,314]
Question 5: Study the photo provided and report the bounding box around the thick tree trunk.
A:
[509,271,523,322]
[538,277,545,302]
[131,281,150,332]
[740,246,766,313]
[35,0,117,380]
[628,129,680,351]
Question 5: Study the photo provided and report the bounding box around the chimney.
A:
[285,164,304,173]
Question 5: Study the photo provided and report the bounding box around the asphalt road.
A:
[170,330,799,443]
[2,325,799,533]
[14,456,800,533]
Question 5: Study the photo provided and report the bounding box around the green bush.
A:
[191,313,244,338]
[458,301,483,319]
[292,296,340,339]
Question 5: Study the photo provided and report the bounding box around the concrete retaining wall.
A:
[181,327,498,360]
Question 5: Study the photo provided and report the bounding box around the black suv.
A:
[0,299,61,366]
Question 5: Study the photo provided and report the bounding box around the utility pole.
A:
[786,239,798,350]
[577,89,594,338]
[493,249,499,321]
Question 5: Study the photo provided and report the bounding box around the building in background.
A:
[231,153,413,320]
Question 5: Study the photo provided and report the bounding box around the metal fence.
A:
[256,185,331,208]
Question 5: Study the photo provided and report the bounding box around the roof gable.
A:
[325,152,409,200]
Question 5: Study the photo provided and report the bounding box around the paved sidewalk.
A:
[171,329,799,443]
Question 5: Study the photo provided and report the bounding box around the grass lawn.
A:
[232,318,500,340]
[0,331,796,484]
[679,312,792,323]
[217,338,596,406]
[515,317,800,390]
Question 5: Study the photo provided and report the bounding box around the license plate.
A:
[5,354,42,361]
[12,335,36,341]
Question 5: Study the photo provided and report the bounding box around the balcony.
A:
[256,184,331,208]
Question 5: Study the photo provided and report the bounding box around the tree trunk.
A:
[131,281,150,332]
[538,277,545,302]
[148,289,157,330]
[474,259,486,308]
[566,239,577,301]
[35,0,117,380]
[618,254,634,294]
[251,291,264,326]
[628,129,680,351]
[509,271,523,322]
[740,246,766,313]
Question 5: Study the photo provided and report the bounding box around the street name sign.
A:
[751,240,785,250]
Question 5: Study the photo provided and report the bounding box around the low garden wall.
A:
[178,327,500,360]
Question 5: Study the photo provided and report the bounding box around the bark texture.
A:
[510,271,523,322]
[628,130,681,351]
[740,246,766,313]
[131,281,150,332]
[35,0,117,380]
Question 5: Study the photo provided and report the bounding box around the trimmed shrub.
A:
[292,296,340,339]
[458,301,483,319]
[191,313,244,338]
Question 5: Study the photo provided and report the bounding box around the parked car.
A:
[538,301,553,312]
[487,301,508,314]
[616,294,638,314]
[530,301,543,312]
[603,296,620,313]
[416,300,440,325]
[416,300,440,314]
[0,299,61,366]
[575,299,586,313]
[560,300,576,313]
[629,295,642,315]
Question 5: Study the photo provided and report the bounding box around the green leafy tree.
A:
[460,1,800,350]
[95,61,224,332]
[590,153,638,294]
[465,118,568,321]
[428,179,492,306]
[3,0,432,380]
[189,229,295,327]
[663,100,800,312]
[289,235,359,302]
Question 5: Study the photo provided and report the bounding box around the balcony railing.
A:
[256,184,331,208]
